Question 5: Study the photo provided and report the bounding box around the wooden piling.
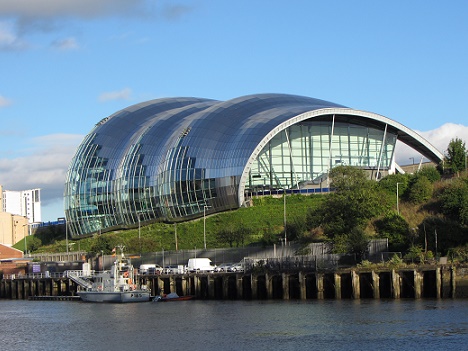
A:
[372,271,380,299]
[351,270,360,299]
[334,273,341,299]
[392,270,401,299]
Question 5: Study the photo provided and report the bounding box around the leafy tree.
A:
[307,180,391,238]
[416,217,468,255]
[346,227,370,262]
[216,226,237,247]
[26,236,42,252]
[216,223,252,247]
[445,137,467,177]
[374,213,410,250]
[284,216,307,242]
[332,228,370,263]
[329,165,368,191]
[261,224,278,247]
[89,235,115,255]
[407,176,433,204]
[235,223,252,247]
[378,173,410,195]
[438,178,468,225]
[404,245,425,263]
[415,166,441,183]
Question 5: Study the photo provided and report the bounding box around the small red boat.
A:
[153,292,194,302]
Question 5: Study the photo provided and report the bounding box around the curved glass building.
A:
[64,94,443,237]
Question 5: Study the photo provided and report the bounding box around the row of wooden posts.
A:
[1,266,463,300]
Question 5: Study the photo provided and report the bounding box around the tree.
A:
[89,235,115,255]
[407,176,433,204]
[26,236,42,252]
[329,165,368,191]
[307,167,391,238]
[438,178,468,225]
[415,166,441,183]
[346,227,370,262]
[374,212,410,250]
[332,228,370,263]
[445,137,467,177]
[378,173,410,195]
[284,216,307,242]
[216,226,237,247]
[216,223,252,247]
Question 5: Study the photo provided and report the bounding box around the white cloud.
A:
[0,0,149,20]
[51,36,79,50]
[0,94,12,107]
[0,1,195,50]
[0,133,83,213]
[98,88,132,102]
[0,21,27,50]
[395,123,468,165]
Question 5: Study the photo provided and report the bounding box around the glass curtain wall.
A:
[248,120,396,192]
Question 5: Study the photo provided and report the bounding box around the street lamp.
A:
[137,213,142,257]
[283,189,287,246]
[65,219,69,258]
[396,182,402,215]
[22,223,29,254]
[203,205,211,250]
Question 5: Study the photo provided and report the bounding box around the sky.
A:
[1,0,468,222]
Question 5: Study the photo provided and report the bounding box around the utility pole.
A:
[396,182,402,215]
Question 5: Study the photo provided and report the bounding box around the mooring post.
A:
[181,276,188,296]
[334,273,341,299]
[299,272,307,300]
[265,273,273,300]
[158,277,165,295]
[316,273,324,299]
[251,275,258,299]
[435,267,441,299]
[236,274,243,300]
[451,266,456,298]
[351,270,360,299]
[193,275,201,297]
[222,275,229,299]
[282,273,289,300]
[392,270,401,299]
[372,271,380,299]
[414,270,422,299]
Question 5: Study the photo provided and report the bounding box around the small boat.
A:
[68,246,151,303]
[153,292,194,302]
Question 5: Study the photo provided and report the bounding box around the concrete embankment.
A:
[1,265,468,300]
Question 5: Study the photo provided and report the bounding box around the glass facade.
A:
[248,121,396,191]
[64,94,401,238]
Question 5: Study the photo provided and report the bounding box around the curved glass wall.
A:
[247,120,396,193]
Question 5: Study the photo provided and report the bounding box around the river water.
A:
[1,299,467,351]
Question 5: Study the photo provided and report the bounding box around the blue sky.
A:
[1,0,468,222]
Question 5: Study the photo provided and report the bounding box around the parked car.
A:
[228,262,244,272]
[214,263,234,272]
[163,265,186,274]
[139,264,163,275]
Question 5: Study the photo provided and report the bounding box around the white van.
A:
[187,258,216,273]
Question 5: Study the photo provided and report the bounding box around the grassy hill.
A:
[17,195,325,255]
